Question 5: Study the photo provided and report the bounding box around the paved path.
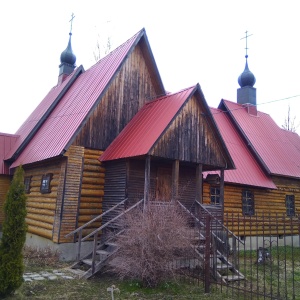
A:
[23,269,75,282]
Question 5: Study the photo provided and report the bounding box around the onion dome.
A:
[60,33,76,65]
[238,56,256,87]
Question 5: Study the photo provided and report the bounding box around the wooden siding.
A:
[151,95,227,168]
[126,160,197,206]
[203,174,300,236]
[178,165,196,208]
[102,160,127,225]
[73,44,160,150]
[127,160,156,204]
[24,160,64,240]
[0,175,11,227]
[77,148,105,236]
[58,145,84,243]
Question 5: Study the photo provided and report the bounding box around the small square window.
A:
[286,195,295,217]
[24,176,32,194]
[242,190,254,216]
[210,186,220,205]
[40,173,53,194]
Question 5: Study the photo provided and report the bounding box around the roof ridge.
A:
[146,85,196,105]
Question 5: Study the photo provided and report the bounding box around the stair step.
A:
[97,250,111,256]
[222,274,245,282]
[216,264,231,270]
[105,241,118,247]
[82,259,93,266]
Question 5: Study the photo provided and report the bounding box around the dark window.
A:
[40,173,53,194]
[242,190,254,216]
[286,195,295,217]
[24,176,32,194]
[210,187,220,205]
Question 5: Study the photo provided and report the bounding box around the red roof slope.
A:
[222,100,300,178]
[9,28,163,168]
[100,86,195,161]
[208,108,276,189]
[5,73,74,161]
[0,133,19,174]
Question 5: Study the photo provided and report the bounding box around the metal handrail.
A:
[65,198,128,238]
[82,198,144,242]
[195,200,245,245]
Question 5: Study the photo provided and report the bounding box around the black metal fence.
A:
[178,211,300,300]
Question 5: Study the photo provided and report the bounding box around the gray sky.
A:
[1,0,299,133]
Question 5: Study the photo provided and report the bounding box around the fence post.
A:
[77,229,82,261]
[232,236,238,269]
[204,214,211,293]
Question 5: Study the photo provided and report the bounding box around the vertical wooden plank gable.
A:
[73,44,160,150]
[151,95,227,167]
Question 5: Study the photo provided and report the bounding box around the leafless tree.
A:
[93,34,112,62]
[109,202,194,287]
[282,104,299,132]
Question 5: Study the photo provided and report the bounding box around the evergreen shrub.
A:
[0,166,27,297]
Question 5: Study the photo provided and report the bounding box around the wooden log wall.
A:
[0,175,11,227]
[23,160,64,241]
[78,148,105,237]
[203,176,300,236]
[57,145,84,243]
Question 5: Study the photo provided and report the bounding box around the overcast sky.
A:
[1,0,299,134]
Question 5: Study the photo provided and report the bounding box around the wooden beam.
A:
[195,163,203,203]
[172,160,179,202]
[144,156,151,209]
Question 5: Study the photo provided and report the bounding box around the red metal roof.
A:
[206,108,276,189]
[9,28,162,169]
[223,100,300,178]
[100,86,196,161]
[0,133,19,174]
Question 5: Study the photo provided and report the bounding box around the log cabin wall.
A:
[57,145,84,243]
[77,148,105,237]
[73,44,161,150]
[203,175,300,236]
[0,175,11,228]
[151,94,227,168]
[23,159,65,241]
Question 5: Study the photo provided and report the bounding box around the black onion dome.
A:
[60,33,76,65]
[238,58,256,87]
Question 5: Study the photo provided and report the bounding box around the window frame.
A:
[242,190,255,216]
[210,186,220,205]
[24,176,32,194]
[40,173,53,194]
[285,195,295,217]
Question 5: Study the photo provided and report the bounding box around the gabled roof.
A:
[0,133,19,174]
[100,84,234,170]
[221,100,300,179]
[208,108,276,189]
[8,28,164,169]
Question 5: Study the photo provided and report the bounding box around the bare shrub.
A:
[109,202,194,287]
[23,245,61,267]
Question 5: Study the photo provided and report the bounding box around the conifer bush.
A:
[0,166,27,297]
